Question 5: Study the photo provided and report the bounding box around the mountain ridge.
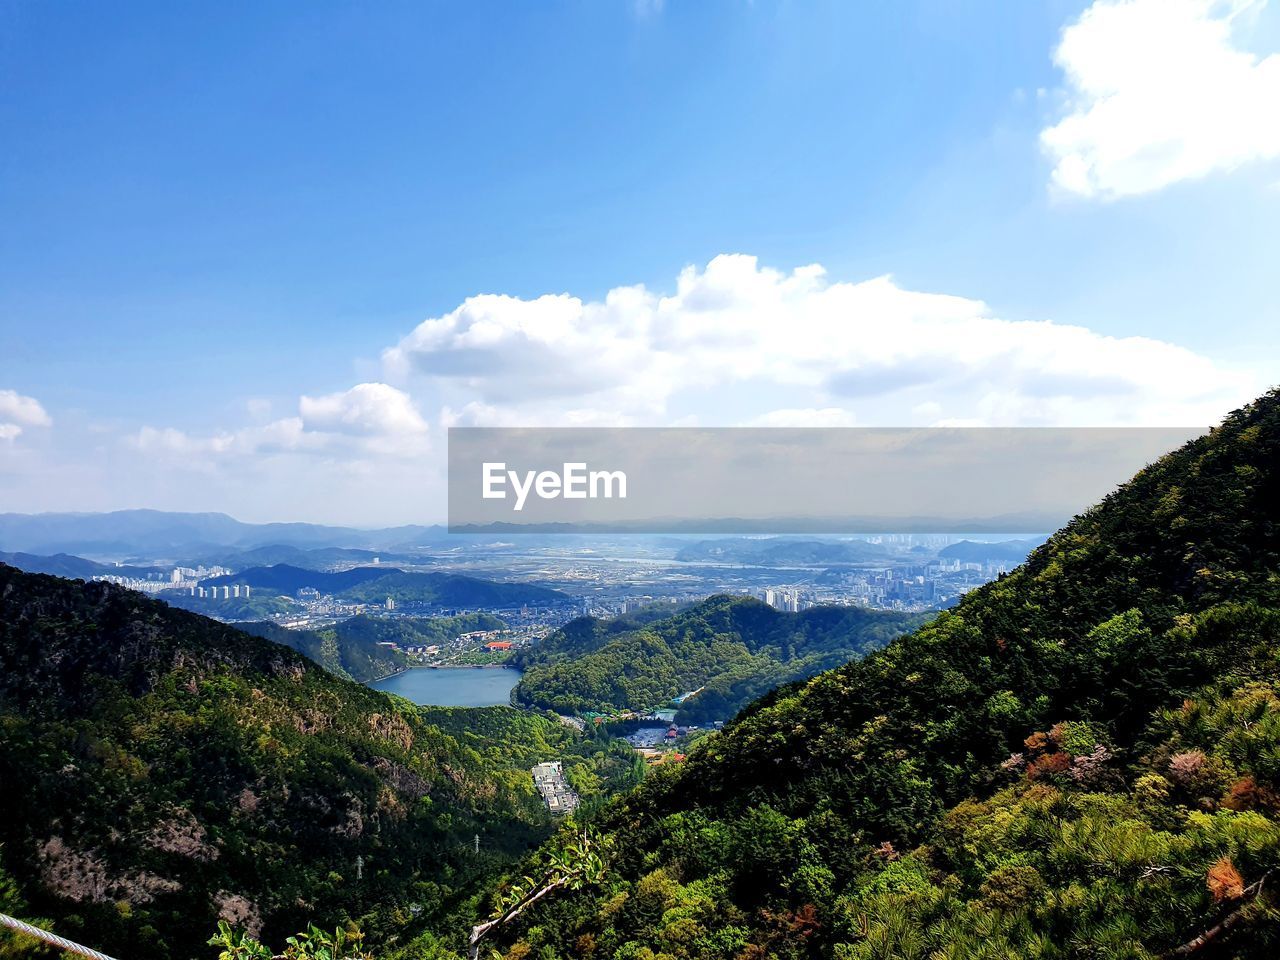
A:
[0,564,630,960]
[466,388,1280,959]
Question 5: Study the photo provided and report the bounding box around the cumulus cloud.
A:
[300,382,429,436]
[1043,0,1280,198]
[130,383,428,462]
[385,254,1254,426]
[132,426,236,456]
[0,389,52,441]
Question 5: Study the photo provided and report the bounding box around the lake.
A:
[369,667,523,707]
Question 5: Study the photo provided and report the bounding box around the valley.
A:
[4,392,1280,958]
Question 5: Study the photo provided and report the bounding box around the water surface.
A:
[370,667,522,707]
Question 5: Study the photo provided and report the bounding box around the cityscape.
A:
[84,534,1031,628]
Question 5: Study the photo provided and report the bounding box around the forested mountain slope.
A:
[511,598,922,722]
[0,567,627,960]
[474,390,1280,959]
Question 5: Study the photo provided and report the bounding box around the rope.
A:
[0,912,122,960]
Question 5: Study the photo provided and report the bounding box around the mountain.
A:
[937,537,1044,565]
[202,563,394,593]
[203,564,570,607]
[674,537,891,565]
[510,597,922,722]
[159,590,299,622]
[0,550,163,580]
[240,613,507,683]
[193,544,418,571]
[464,390,1280,959]
[0,564,634,960]
[0,509,447,557]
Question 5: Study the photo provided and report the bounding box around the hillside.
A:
[510,598,922,722]
[0,550,163,580]
[241,613,507,683]
[0,566,629,960]
[464,391,1280,959]
[203,564,569,607]
[161,590,298,622]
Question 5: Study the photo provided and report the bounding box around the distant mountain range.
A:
[191,543,423,569]
[0,509,447,557]
[937,537,1043,565]
[0,510,1063,561]
[673,537,892,565]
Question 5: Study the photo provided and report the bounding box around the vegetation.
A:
[467,389,1280,958]
[13,388,1280,958]
[163,591,298,622]
[511,599,922,722]
[241,614,508,683]
[0,567,627,960]
[209,921,372,960]
[338,573,565,608]
[467,830,605,960]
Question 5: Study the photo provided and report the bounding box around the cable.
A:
[0,912,122,960]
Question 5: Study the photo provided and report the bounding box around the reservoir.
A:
[369,666,522,707]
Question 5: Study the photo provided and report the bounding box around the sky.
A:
[1,0,1278,525]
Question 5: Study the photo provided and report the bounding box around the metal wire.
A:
[0,912,122,960]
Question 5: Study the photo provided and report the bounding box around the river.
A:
[368,666,523,707]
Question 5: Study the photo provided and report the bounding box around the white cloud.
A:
[99,258,1259,523]
[130,383,428,462]
[1043,0,1280,199]
[0,389,52,441]
[385,254,1255,427]
[299,382,429,436]
[132,426,236,456]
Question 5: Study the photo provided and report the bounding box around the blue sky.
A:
[1,0,1278,523]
